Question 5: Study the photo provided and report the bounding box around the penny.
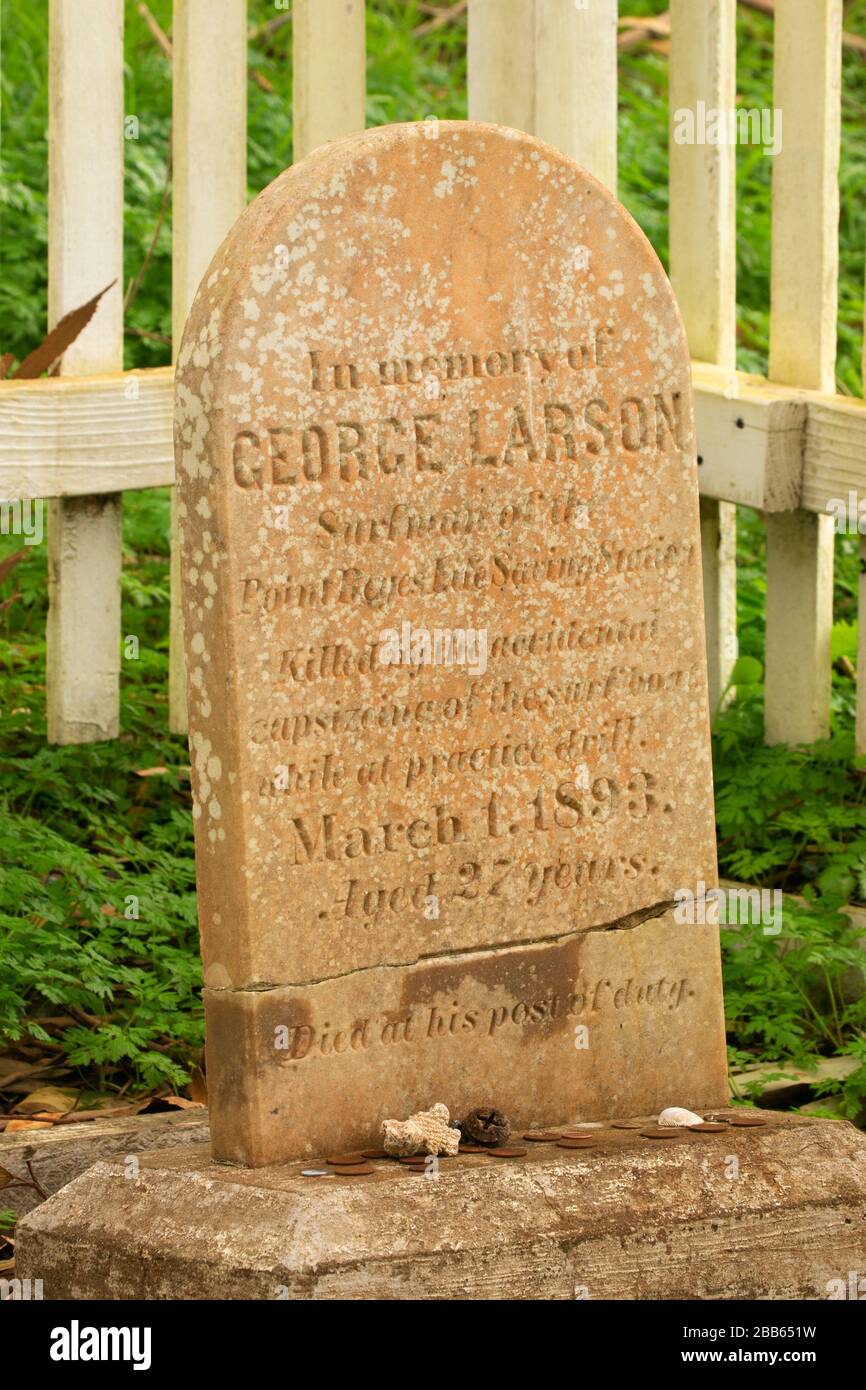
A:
[487,1146,527,1158]
[326,1152,367,1165]
[458,1143,488,1153]
[300,1169,330,1177]
[688,1122,728,1133]
[331,1162,375,1175]
[361,1148,390,1160]
[729,1114,768,1127]
[557,1137,597,1149]
[611,1120,645,1129]
[562,1129,597,1140]
[641,1129,686,1139]
[523,1131,562,1142]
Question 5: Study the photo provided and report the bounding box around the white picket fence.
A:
[1,0,863,752]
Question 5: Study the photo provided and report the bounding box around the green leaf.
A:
[831,619,858,664]
[729,655,764,686]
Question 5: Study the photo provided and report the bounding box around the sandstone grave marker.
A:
[175,121,728,1166]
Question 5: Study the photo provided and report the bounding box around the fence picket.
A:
[467,0,534,131]
[46,0,124,744]
[169,0,248,735]
[669,0,738,714]
[293,0,366,163]
[532,0,617,190]
[469,0,616,191]
[765,0,842,746]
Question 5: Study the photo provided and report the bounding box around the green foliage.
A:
[0,802,200,1090]
[0,484,196,1090]
[722,896,866,1122]
[714,715,866,902]
[723,897,863,1055]
[711,502,866,1118]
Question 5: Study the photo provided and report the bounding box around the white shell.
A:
[657,1106,704,1127]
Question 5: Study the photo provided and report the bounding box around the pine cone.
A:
[460,1107,511,1147]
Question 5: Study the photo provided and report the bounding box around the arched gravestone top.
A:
[175,122,727,1166]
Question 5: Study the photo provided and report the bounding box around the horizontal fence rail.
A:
[5,360,866,512]
[0,0,861,754]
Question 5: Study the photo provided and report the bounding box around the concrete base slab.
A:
[0,1109,210,1217]
[15,1111,866,1300]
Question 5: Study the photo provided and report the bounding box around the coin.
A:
[641,1129,685,1139]
[729,1114,768,1127]
[523,1130,562,1142]
[487,1146,527,1157]
[331,1162,375,1175]
[688,1122,728,1133]
[300,1169,330,1177]
[458,1143,488,1153]
[562,1129,597,1140]
[611,1119,644,1130]
[361,1148,390,1160]
[326,1152,367,1165]
[557,1137,597,1149]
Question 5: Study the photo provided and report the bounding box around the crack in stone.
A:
[207,898,680,994]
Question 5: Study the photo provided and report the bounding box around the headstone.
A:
[175,120,727,1167]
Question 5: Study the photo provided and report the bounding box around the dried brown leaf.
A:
[13,1085,77,1115]
[189,1065,208,1106]
[12,280,117,380]
[136,1095,205,1114]
[413,0,467,36]
[0,550,27,587]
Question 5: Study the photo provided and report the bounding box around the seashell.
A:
[658,1106,704,1127]
[382,1102,460,1157]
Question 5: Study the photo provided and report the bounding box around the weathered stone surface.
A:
[175,120,725,1165]
[0,1110,210,1217]
[207,911,724,1164]
[16,1115,866,1300]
